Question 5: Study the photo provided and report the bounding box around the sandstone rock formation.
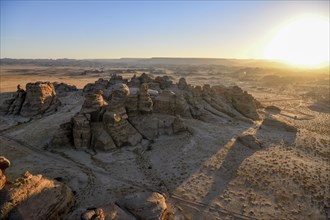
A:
[50,122,74,148]
[53,82,78,96]
[0,156,10,171]
[0,157,74,220]
[0,170,5,191]
[21,82,60,117]
[225,86,260,120]
[0,156,10,190]
[72,83,143,149]
[81,90,108,113]
[177,77,188,90]
[73,113,92,149]
[62,74,260,151]
[7,85,26,115]
[237,134,263,149]
[153,90,190,117]
[7,82,60,117]
[69,191,168,220]
[78,204,135,220]
[155,76,173,90]
[138,83,153,113]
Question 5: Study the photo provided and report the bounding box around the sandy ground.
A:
[0,64,329,219]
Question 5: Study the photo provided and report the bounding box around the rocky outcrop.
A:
[177,77,188,90]
[73,113,91,149]
[7,82,60,117]
[0,170,74,220]
[237,134,263,149]
[67,74,261,151]
[81,90,108,113]
[116,192,168,220]
[83,78,109,94]
[73,83,144,149]
[7,85,26,115]
[53,82,77,96]
[155,76,173,90]
[103,110,142,147]
[0,157,10,171]
[0,170,5,191]
[71,192,168,220]
[78,204,136,220]
[90,123,116,151]
[103,84,142,147]
[50,122,74,148]
[153,90,190,117]
[0,156,10,190]
[138,83,153,113]
[18,82,60,117]
[129,114,186,140]
[225,86,260,120]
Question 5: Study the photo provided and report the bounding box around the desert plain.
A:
[0,58,329,220]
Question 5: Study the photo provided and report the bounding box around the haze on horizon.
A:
[0,1,329,67]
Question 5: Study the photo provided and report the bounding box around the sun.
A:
[264,15,329,68]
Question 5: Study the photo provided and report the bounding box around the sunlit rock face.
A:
[0,156,10,190]
[0,157,74,220]
[6,82,60,117]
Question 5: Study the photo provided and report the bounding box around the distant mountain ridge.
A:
[1,57,328,70]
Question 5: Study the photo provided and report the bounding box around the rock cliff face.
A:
[0,157,74,220]
[7,82,60,117]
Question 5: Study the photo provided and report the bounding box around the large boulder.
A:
[116,192,168,220]
[78,204,136,220]
[237,134,263,149]
[0,171,74,220]
[20,82,60,117]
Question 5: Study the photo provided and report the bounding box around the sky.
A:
[0,0,329,60]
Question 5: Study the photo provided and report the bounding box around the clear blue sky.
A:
[0,0,329,59]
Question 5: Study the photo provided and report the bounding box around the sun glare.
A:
[264,16,329,68]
